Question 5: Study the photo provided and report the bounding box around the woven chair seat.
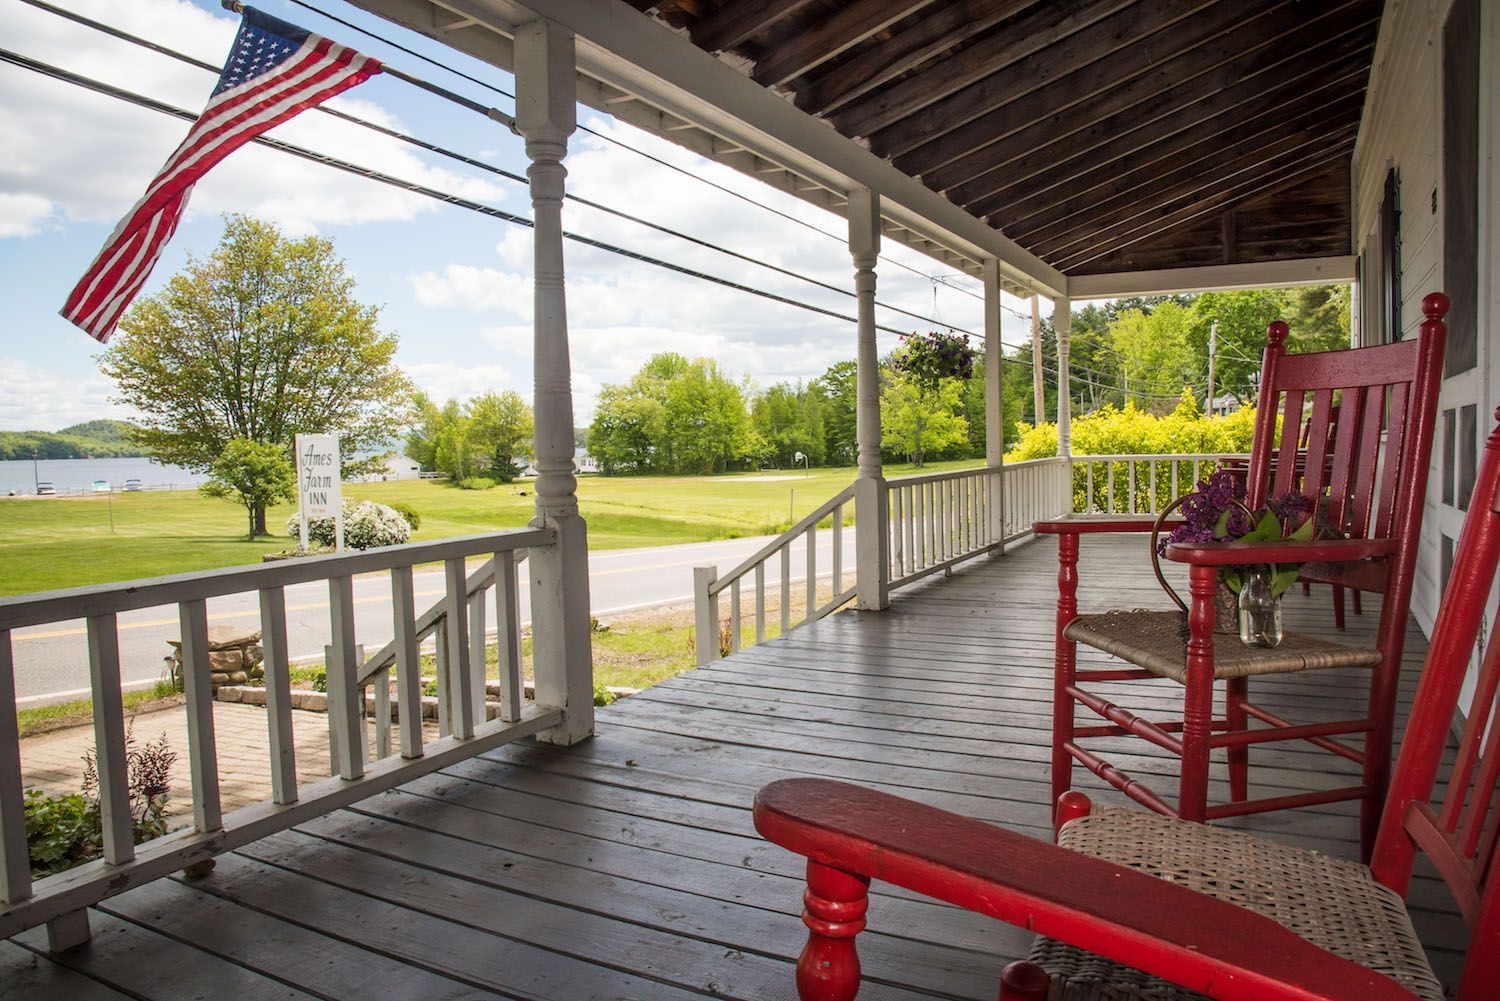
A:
[1064,610,1382,684]
[1026,807,1445,1001]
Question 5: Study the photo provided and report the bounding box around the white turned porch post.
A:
[850,188,888,611]
[1053,295,1073,517]
[1053,295,1072,457]
[517,19,593,745]
[983,259,1005,549]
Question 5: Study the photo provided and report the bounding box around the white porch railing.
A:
[1070,453,1249,516]
[0,528,568,944]
[693,483,857,665]
[999,457,1073,544]
[885,466,1004,588]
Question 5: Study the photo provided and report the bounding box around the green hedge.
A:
[1006,391,1259,513]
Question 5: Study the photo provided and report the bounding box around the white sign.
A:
[295,434,343,550]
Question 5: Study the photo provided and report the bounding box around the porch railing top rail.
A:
[706,481,855,599]
[0,528,554,630]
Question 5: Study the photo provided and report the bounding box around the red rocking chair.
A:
[753,403,1500,1000]
[1037,295,1447,859]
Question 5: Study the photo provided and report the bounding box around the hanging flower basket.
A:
[892,331,976,388]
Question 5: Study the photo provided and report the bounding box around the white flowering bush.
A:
[286,499,411,550]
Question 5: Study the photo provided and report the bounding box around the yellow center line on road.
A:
[11,545,841,642]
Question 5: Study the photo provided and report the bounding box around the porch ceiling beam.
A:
[954,32,1377,215]
[1010,94,1368,247]
[750,0,938,89]
[790,0,1032,117]
[1069,256,1357,300]
[688,0,815,53]
[927,0,1378,197]
[867,0,1213,160]
[1051,148,1354,271]
[890,0,1308,178]
[833,0,1137,140]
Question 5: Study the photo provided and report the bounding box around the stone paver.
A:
[20,700,439,828]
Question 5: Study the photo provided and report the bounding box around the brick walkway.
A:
[21,701,439,828]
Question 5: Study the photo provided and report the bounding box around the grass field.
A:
[0,459,980,596]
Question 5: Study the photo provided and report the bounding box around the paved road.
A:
[12,528,856,706]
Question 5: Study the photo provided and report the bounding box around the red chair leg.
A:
[1301,581,1311,596]
[999,961,1050,1000]
[796,861,869,1001]
[1352,589,1364,615]
[1333,584,1347,631]
[1226,676,1249,803]
[1179,563,1218,823]
[1052,531,1080,809]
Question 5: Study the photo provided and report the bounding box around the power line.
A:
[282,0,991,295]
[17,0,973,336]
[0,47,935,339]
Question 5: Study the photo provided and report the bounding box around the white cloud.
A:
[0,358,133,431]
[404,362,517,404]
[0,0,509,238]
[0,193,55,238]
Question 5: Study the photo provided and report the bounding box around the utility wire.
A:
[16,0,973,335]
[280,0,1003,295]
[0,47,932,338]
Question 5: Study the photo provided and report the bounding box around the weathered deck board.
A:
[4,536,1468,999]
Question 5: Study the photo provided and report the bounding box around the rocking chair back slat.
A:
[1325,385,1364,534]
[1371,405,1500,997]
[1374,381,1412,541]
[1345,384,1386,542]
[1300,390,1336,502]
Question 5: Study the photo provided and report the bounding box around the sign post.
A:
[295,433,343,552]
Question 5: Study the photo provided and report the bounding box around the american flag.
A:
[61,6,381,342]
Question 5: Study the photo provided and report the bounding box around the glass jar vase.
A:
[1238,568,1284,648]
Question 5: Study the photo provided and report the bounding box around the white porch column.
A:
[850,188,889,610]
[983,259,1005,548]
[1053,295,1072,458]
[517,19,593,745]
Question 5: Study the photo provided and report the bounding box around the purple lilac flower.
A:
[1268,490,1311,522]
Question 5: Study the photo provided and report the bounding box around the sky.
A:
[0,0,1042,433]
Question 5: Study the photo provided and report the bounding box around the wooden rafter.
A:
[999,85,1370,236]
[790,0,1033,116]
[831,0,1137,139]
[750,0,939,88]
[869,0,1218,160]
[911,0,1378,192]
[1051,147,1357,270]
[689,0,816,52]
[954,29,1376,213]
[892,0,1313,177]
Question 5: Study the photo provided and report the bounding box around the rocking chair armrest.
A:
[754,778,1420,1001]
[1035,514,1177,534]
[1163,537,1398,566]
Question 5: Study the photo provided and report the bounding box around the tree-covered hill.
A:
[0,420,145,460]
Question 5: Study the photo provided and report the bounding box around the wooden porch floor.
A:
[3,536,1466,1000]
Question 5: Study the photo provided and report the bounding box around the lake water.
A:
[0,457,206,495]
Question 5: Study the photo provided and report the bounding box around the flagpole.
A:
[219,0,516,131]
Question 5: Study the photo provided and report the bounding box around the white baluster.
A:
[259,586,298,801]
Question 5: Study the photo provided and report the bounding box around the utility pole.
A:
[1030,294,1045,424]
[1204,320,1218,414]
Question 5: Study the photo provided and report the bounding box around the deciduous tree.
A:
[200,438,296,540]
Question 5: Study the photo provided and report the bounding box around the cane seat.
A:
[1025,806,1445,1001]
[1063,610,1381,684]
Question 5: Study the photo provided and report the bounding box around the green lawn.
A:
[0,460,981,596]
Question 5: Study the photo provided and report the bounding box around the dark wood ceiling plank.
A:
[1045,146,1356,270]
[1012,103,1363,249]
[751,0,941,88]
[831,0,1137,139]
[923,0,1379,194]
[1072,232,1350,274]
[791,0,1035,116]
[1029,125,1358,258]
[947,20,1376,209]
[689,0,818,52]
[868,0,1219,160]
[890,0,1318,176]
[996,80,1370,235]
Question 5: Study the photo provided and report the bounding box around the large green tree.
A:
[100,215,414,534]
[467,390,534,482]
[200,438,296,540]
